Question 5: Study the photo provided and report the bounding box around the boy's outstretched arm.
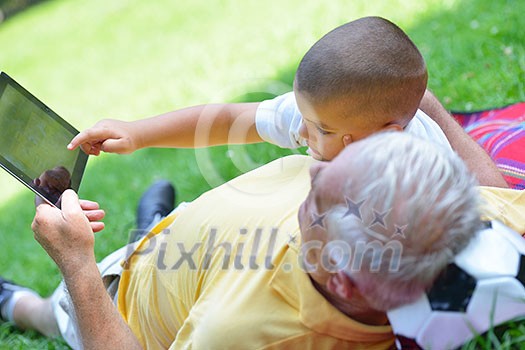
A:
[69,103,263,155]
[420,90,508,188]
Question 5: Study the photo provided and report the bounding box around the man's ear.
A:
[326,271,356,300]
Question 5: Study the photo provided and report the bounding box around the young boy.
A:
[68,16,507,187]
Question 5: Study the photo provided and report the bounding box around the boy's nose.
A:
[299,121,309,139]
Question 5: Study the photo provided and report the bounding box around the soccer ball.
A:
[387,220,525,350]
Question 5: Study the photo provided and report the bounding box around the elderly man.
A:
[0,132,522,349]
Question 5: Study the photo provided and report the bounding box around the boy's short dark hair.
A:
[295,16,427,124]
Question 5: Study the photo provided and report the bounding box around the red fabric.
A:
[452,103,525,190]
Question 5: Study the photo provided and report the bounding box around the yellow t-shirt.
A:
[118,155,525,349]
[478,186,525,234]
[118,155,394,349]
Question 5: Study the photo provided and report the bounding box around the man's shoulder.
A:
[173,155,315,233]
[205,155,314,199]
[478,186,525,234]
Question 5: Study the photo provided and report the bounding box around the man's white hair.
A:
[325,132,482,311]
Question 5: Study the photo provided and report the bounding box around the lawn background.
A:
[0,0,523,348]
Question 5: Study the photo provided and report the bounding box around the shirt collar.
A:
[269,239,393,344]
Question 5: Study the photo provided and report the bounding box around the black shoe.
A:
[129,180,176,243]
[0,277,27,322]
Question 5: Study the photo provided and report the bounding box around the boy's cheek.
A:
[324,142,347,161]
[307,147,323,160]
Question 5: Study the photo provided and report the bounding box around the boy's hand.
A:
[68,119,140,155]
[31,190,105,275]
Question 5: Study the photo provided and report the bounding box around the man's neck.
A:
[310,278,389,326]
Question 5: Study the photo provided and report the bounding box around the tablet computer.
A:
[0,72,88,207]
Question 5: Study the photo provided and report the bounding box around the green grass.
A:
[0,0,523,348]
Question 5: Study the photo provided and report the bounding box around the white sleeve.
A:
[406,109,453,151]
[255,92,307,149]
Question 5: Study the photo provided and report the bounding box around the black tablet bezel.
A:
[0,72,88,206]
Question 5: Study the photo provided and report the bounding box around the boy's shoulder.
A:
[255,92,306,149]
[406,110,452,149]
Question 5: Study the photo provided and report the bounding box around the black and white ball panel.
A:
[387,220,525,350]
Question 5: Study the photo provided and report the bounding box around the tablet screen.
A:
[0,72,87,206]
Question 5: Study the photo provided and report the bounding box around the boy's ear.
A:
[342,134,353,146]
[326,271,356,300]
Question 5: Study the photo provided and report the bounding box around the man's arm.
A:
[69,102,263,155]
[32,191,142,349]
[419,90,508,188]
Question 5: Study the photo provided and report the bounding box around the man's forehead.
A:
[311,155,355,206]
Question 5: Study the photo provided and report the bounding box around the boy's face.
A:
[295,90,380,161]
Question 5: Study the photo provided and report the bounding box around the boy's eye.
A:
[316,125,332,135]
